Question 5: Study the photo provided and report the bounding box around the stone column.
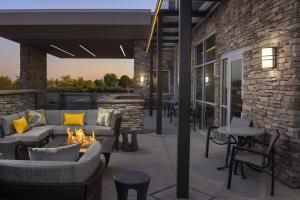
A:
[133,40,150,99]
[20,44,47,108]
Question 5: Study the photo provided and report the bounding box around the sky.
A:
[0,0,156,80]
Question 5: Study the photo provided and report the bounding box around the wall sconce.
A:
[140,75,144,84]
[262,48,275,68]
[205,76,209,83]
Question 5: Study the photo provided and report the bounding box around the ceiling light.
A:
[79,44,96,57]
[120,45,126,57]
[50,45,75,57]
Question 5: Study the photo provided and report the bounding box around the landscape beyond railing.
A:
[47,92,141,110]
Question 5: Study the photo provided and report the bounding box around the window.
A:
[153,70,170,94]
[193,34,216,128]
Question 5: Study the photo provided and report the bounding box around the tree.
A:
[118,75,133,88]
[104,73,118,87]
[94,79,106,91]
[0,76,13,90]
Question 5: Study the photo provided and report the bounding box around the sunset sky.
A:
[0,0,156,80]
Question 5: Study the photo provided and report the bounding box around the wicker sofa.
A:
[0,110,122,148]
[0,142,105,200]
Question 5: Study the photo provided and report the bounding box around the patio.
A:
[102,111,300,200]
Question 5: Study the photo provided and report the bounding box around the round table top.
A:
[217,126,264,137]
[114,170,150,185]
[0,136,21,144]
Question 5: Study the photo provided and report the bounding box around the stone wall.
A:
[20,44,47,108]
[184,0,300,187]
[0,90,39,116]
[96,96,145,133]
[133,40,176,105]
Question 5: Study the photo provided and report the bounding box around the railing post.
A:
[149,46,154,116]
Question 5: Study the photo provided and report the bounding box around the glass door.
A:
[221,51,243,125]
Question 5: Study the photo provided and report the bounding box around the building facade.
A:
[137,0,300,188]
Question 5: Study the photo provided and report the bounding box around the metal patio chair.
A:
[205,117,251,158]
[227,130,280,196]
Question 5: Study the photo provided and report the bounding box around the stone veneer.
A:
[20,44,47,108]
[96,95,145,133]
[179,0,300,187]
[0,90,39,116]
[133,40,176,105]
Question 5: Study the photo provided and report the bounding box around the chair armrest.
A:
[233,146,271,158]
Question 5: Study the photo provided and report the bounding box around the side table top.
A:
[0,137,21,144]
[114,170,150,185]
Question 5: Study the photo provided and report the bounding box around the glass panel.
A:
[204,63,214,103]
[203,104,214,128]
[153,71,170,94]
[231,59,243,118]
[196,42,203,66]
[221,107,227,126]
[196,67,203,100]
[195,102,203,128]
[205,34,216,63]
[222,59,228,105]
[162,71,169,93]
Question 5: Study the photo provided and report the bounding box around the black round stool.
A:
[114,170,151,200]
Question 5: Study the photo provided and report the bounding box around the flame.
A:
[66,128,96,148]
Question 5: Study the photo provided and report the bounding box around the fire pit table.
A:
[43,135,115,167]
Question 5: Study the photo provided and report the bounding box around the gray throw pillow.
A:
[28,144,80,161]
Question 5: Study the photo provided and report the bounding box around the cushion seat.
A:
[53,125,83,136]
[84,125,114,136]
[7,125,55,143]
[235,151,265,167]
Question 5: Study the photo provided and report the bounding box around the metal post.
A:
[149,46,154,116]
[156,15,163,135]
[177,0,192,198]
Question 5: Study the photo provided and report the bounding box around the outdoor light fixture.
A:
[50,45,75,57]
[140,75,144,84]
[119,45,126,57]
[262,48,275,68]
[205,76,209,83]
[79,44,96,57]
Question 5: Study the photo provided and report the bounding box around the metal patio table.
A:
[216,126,264,171]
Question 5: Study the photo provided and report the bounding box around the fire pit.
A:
[66,128,96,148]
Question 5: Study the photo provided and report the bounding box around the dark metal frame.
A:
[176,0,192,198]
[227,131,281,196]
[0,162,104,200]
[149,47,154,117]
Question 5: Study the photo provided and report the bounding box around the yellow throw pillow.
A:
[13,117,30,134]
[64,113,85,126]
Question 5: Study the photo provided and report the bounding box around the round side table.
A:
[114,170,151,200]
[121,129,139,152]
[0,137,21,159]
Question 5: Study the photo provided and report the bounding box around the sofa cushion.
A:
[44,110,60,125]
[7,125,55,143]
[12,117,30,134]
[27,109,47,127]
[96,108,114,127]
[28,144,80,161]
[84,125,114,136]
[86,110,98,125]
[0,143,103,184]
[53,125,83,136]
[64,113,85,126]
[0,114,20,136]
[17,111,27,118]
[59,110,86,125]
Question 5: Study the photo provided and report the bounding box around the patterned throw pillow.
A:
[97,108,114,127]
[27,109,47,127]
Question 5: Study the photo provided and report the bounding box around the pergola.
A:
[146,0,220,198]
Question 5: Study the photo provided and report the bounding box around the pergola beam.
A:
[161,9,207,17]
